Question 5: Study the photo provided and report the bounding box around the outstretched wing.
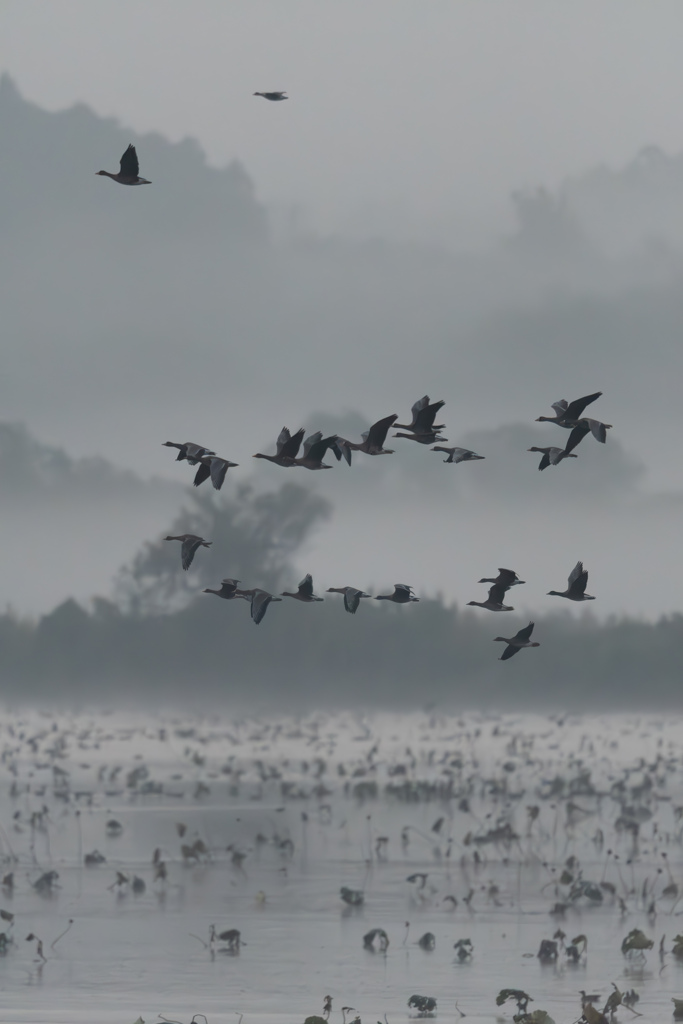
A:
[567,561,584,586]
[193,462,211,488]
[499,643,520,661]
[564,391,602,421]
[584,417,609,443]
[305,434,337,463]
[488,583,509,603]
[297,574,314,598]
[538,450,552,471]
[251,590,272,625]
[567,561,588,596]
[551,399,569,417]
[275,427,291,456]
[119,144,140,178]
[302,431,323,457]
[414,399,445,434]
[181,537,201,571]
[209,458,229,490]
[410,396,430,425]
[514,621,535,643]
[279,427,305,459]
[366,413,398,448]
[563,421,590,455]
[330,437,352,465]
[344,589,361,614]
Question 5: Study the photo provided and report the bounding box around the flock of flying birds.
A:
[96,138,612,659]
[157,388,610,657]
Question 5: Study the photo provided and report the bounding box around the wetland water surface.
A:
[0,710,682,1024]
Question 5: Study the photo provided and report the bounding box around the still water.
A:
[0,709,682,1024]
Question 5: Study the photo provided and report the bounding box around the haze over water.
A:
[2,7,683,1021]
[1,709,683,1024]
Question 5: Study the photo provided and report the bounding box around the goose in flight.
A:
[395,396,445,434]
[96,144,151,185]
[253,91,288,101]
[375,584,419,604]
[527,446,578,471]
[293,431,340,470]
[547,561,595,601]
[239,588,282,624]
[163,441,215,465]
[326,586,372,614]
[563,418,612,455]
[203,579,248,600]
[193,455,239,490]
[164,534,212,571]
[467,584,513,612]
[478,569,525,588]
[494,621,540,660]
[335,414,398,465]
[431,446,484,463]
[281,574,323,602]
[536,391,602,427]
[253,427,305,467]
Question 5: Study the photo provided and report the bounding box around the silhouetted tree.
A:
[116,482,331,615]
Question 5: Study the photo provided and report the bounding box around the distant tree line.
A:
[0,483,680,711]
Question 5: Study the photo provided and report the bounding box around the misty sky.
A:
[2,5,683,623]
[3,1,683,239]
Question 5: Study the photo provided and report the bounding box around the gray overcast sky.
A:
[3,2,683,621]
[3,1,683,236]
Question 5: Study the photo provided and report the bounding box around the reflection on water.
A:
[0,709,682,1023]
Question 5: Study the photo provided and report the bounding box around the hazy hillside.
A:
[1,71,681,478]
[0,421,184,612]
[3,76,683,621]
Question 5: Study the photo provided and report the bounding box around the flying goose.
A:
[253,91,288,101]
[431,446,484,463]
[163,441,215,465]
[239,588,282,624]
[253,427,305,466]
[281,574,323,602]
[335,414,398,464]
[203,579,248,600]
[547,561,595,601]
[193,455,239,490]
[536,391,602,427]
[165,534,212,571]
[395,396,446,434]
[527,446,578,471]
[375,584,419,604]
[326,587,372,614]
[96,144,151,185]
[494,621,540,660]
[478,569,525,588]
[293,432,340,470]
[563,418,612,455]
[467,583,513,612]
